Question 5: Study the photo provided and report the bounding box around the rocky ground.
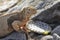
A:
[0,0,60,40]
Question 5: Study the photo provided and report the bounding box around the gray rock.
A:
[28,32,44,40]
[40,33,60,40]
[28,0,60,21]
[0,13,16,37]
[0,0,18,12]
[32,1,60,24]
[40,35,53,40]
[28,0,59,9]
[52,33,60,40]
[32,3,58,22]
[0,31,27,40]
[51,25,60,36]
[0,8,21,37]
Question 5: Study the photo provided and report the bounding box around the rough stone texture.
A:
[0,0,19,12]
[52,33,60,40]
[40,35,53,40]
[33,3,60,22]
[0,31,27,40]
[51,25,60,36]
[0,12,19,37]
[32,2,60,29]
[0,0,60,40]
[40,34,60,40]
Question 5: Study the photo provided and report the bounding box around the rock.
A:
[27,0,59,9]
[0,31,27,40]
[49,24,58,30]
[51,25,60,36]
[32,1,60,23]
[6,0,25,13]
[40,35,53,40]
[0,0,19,12]
[26,20,51,34]
[0,11,21,37]
[28,32,44,40]
[33,35,44,40]
[52,33,60,40]
[0,0,24,38]
[40,33,60,40]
